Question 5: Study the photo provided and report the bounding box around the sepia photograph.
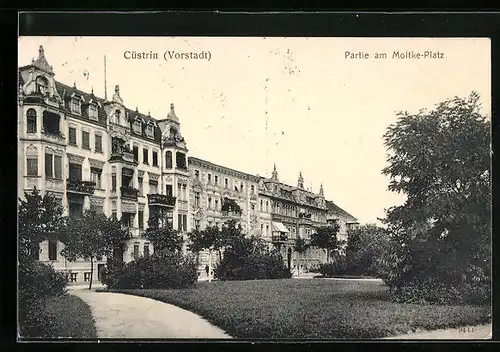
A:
[17,36,491,340]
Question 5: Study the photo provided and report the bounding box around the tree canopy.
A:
[144,211,183,253]
[18,188,67,260]
[381,92,491,304]
[310,224,341,262]
[61,209,131,289]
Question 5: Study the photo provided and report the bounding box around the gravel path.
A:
[70,289,232,339]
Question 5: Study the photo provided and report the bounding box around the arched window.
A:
[26,109,37,133]
[166,151,173,169]
[115,109,121,124]
[35,76,48,95]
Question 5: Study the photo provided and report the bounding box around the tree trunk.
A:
[218,249,222,262]
[296,252,301,277]
[89,256,94,290]
[326,248,330,264]
[208,249,213,283]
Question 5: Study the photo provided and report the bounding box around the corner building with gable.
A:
[18,46,358,283]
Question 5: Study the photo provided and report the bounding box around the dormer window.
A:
[35,76,48,95]
[71,98,81,115]
[88,104,98,120]
[113,109,122,124]
[133,119,142,134]
[145,123,154,138]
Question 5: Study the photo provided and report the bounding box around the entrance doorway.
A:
[97,264,105,282]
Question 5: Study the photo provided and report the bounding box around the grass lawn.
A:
[105,279,491,339]
[43,294,98,338]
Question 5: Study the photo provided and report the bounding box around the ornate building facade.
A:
[18,46,358,283]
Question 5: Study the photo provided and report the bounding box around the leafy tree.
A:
[310,225,341,263]
[18,187,67,261]
[345,224,389,276]
[144,211,183,253]
[61,210,131,289]
[294,236,309,276]
[381,92,491,304]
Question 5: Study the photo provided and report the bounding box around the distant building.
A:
[17,45,357,283]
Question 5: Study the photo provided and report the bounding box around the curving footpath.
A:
[70,288,232,339]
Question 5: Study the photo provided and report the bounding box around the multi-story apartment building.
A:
[18,45,357,283]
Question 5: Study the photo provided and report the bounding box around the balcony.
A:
[109,150,138,166]
[148,194,176,207]
[120,186,139,201]
[222,210,242,218]
[272,234,289,243]
[66,178,96,195]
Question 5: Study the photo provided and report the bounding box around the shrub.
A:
[215,251,292,281]
[18,258,69,337]
[318,257,350,277]
[104,250,198,289]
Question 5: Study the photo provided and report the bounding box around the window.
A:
[166,184,173,196]
[266,201,269,212]
[208,197,212,209]
[133,146,139,161]
[95,134,102,153]
[138,211,144,229]
[207,174,212,184]
[26,154,38,176]
[111,211,117,220]
[54,155,62,179]
[115,110,121,124]
[195,192,200,207]
[145,124,154,138]
[89,104,98,120]
[133,120,142,134]
[165,151,172,169]
[214,175,218,185]
[144,243,150,257]
[251,204,255,211]
[225,178,228,188]
[111,173,116,192]
[149,180,158,194]
[82,131,90,150]
[183,215,187,231]
[48,239,58,261]
[143,148,149,164]
[35,76,48,94]
[195,170,200,179]
[91,168,102,188]
[134,242,139,260]
[183,184,187,201]
[195,220,200,232]
[251,185,255,194]
[215,199,219,210]
[260,200,263,211]
[71,98,81,114]
[152,151,158,166]
[26,109,37,133]
[240,183,244,192]
[138,177,143,196]
[70,273,78,283]
[69,163,82,180]
[68,127,77,146]
[178,214,182,231]
[261,224,264,235]
[84,272,91,282]
[44,153,53,178]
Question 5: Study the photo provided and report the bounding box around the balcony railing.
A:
[148,194,176,207]
[66,178,96,195]
[120,186,139,201]
[42,130,65,140]
[109,150,138,165]
[222,210,242,218]
[272,234,289,243]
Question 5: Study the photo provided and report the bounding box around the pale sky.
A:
[18,37,491,225]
